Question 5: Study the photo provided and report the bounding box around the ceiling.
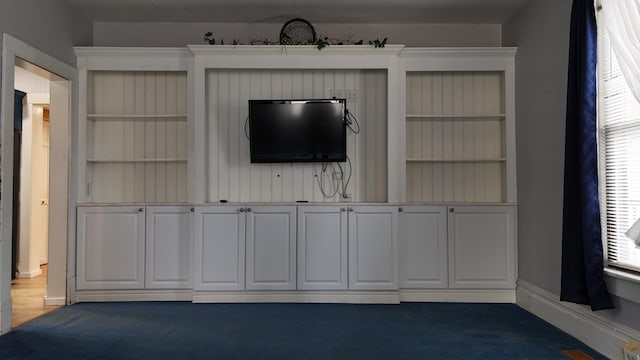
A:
[62,0,529,24]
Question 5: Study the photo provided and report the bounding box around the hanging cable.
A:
[244,115,250,140]
[345,109,360,134]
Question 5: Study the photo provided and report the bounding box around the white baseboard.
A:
[75,290,194,302]
[193,291,401,304]
[400,289,516,303]
[17,269,42,278]
[517,279,640,360]
[43,296,66,306]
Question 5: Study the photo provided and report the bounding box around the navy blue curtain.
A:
[561,0,613,311]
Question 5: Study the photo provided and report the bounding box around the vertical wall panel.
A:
[405,71,505,203]
[86,71,188,203]
[206,69,388,203]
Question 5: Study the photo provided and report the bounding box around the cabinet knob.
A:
[246,208,252,212]
[348,207,354,212]
[449,208,454,213]
[398,207,404,212]
[190,207,195,212]
[138,208,144,212]
[239,208,245,213]
[341,208,346,212]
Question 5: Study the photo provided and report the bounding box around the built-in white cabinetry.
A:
[75,48,191,204]
[193,205,296,291]
[448,205,516,289]
[398,204,517,292]
[77,206,144,290]
[297,206,348,290]
[401,48,517,204]
[245,206,297,290]
[348,206,398,290]
[145,206,192,289]
[73,46,517,303]
[398,205,448,288]
[77,205,191,291]
[193,206,246,291]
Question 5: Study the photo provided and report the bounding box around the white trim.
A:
[16,269,42,279]
[604,268,640,304]
[517,279,640,359]
[1,34,76,334]
[43,296,66,306]
[75,290,194,302]
[192,291,401,304]
[26,93,50,105]
[400,289,516,303]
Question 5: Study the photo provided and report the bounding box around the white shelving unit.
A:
[73,46,518,304]
[401,48,517,204]
[76,48,192,204]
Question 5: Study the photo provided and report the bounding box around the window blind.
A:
[598,26,640,272]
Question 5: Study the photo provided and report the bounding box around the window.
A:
[597,21,640,273]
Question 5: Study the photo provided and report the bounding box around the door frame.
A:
[1,34,77,334]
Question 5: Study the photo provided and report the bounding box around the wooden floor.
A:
[11,265,61,328]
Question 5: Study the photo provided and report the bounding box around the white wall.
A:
[93,22,502,47]
[503,0,640,331]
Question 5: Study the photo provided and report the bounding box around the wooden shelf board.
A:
[87,158,187,163]
[406,158,506,163]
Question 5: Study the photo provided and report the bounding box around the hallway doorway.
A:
[1,34,75,334]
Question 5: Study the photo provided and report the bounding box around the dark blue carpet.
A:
[0,302,604,359]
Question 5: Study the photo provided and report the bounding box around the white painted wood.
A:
[193,205,246,291]
[192,290,400,304]
[517,279,640,360]
[75,48,191,204]
[75,289,194,302]
[297,206,348,290]
[145,206,191,289]
[402,48,516,204]
[348,205,398,290]
[405,71,506,203]
[448,205,516,289]
[205,69,388,203]
[400,289,515,303]
[398,205,448,288]
[245,206,297,290]
[76,206,145,290]
[2,35,77,332]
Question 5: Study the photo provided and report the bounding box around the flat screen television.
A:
[248,99,347,163]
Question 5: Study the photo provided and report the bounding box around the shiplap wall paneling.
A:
[206,69,387,204]
[405,71,505,203]
[87,71,188,203]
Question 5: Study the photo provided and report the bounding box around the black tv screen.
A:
[249,99,347,163]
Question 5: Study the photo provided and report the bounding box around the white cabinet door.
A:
[193,206,246,291]
[297,206,348,290]
[399,205,448,288]
[448,205,516,289]
[77,206,145,290]
[145,206,192,289]
[246,206,297,290]
[348,206,398,290]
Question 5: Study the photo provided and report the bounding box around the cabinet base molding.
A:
[517,280,640,360]
[399,289,516,303]
[193,291,401,304]
[75,290,194,302]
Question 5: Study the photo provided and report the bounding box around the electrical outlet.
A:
[624,348,640,360]
[346,90,358,103]
[330,89,345,99]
